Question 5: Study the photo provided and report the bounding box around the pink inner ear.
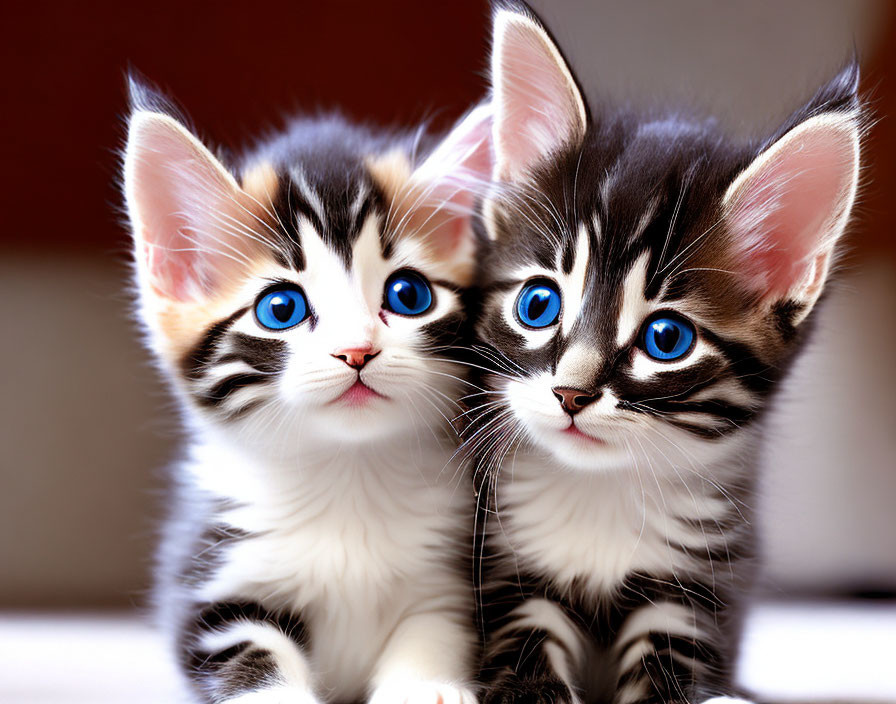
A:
[493,13,585,180]
[413,105,493,257]
[140,215,202,301]
[726,119,857,298]
[127,113,252,302]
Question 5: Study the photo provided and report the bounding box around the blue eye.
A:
[255,286,309,330]
[642,314,695,361]
[384,270,433,316]
[516,280,561,328]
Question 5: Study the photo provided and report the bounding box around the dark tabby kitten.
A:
[123,79,491,703]
[471,6,860,704]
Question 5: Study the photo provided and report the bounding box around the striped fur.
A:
[124,80,491,703]
[470,5,861,704]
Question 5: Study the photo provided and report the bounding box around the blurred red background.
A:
[0,0,489,253]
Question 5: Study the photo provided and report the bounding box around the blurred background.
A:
[1,1,894,701]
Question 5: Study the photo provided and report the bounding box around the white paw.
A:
[369,680,477,704]
[700,698,756,704]
[224,686,321,704]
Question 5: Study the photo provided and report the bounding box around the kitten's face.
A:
[124,90,490,457]
[175,202,467,450]
[474,9,860,475]
[478,155,772,472]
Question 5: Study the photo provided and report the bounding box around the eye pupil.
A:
[652,321,680,353]
[526,291,550,321]
[515,281,561,328]
[270,295,296,323]
[395,282,417,309]
[642,315,695,361]
[384,271,433,316]
[255,287,308,330]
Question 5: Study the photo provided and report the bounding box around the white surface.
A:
[1,602,895,703]
[0,613,181,704]
[739,602,896,702]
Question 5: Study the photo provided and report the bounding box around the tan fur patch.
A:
[241,161,280,207]
[148,254,276,367]
[366,149,413,205]
[366,151,475,287]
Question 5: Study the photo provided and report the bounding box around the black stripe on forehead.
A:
[477,116,754,377]
[560,215,601,276]
[267,170,386,272]
[245,116,417,273]
[526,119,741,290]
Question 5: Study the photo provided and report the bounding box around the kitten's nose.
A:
[332,346,380,370]
[552,386,600,415]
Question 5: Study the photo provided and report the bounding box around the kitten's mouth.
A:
[562,422,605,445]
[334,380,386,407]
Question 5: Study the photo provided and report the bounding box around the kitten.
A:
[123,79,491,704]
[470,6,860,704]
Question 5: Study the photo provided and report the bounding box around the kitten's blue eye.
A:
[516,281,561,329]
[384,270,433,316]
[642,314,695,361]
[255,286,309,330]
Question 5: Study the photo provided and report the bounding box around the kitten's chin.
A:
[528,425,633,473]
[308,399,409,444]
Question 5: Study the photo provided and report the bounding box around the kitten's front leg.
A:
[369,607,477,704]
[179,600,319,704]
[611,599,727,704]
[481,597,585,704]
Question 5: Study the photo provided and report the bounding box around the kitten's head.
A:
[472,7,861,474]
[123,80,491,457]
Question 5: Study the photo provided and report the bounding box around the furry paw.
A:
[224,686,321,704]
[369,680,477,704]
[700,698,756,704]
[483,676,576,704]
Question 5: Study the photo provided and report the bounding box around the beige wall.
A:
[530,0,886,134]
[0,257,172,607]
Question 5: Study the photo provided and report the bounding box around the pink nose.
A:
[332,346,380,370]
[552,386,600,415]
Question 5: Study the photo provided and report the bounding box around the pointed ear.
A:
[410,104,493,258]
[723,108,860,317]
[490,7,587,182]
[124,109,263,302]
[368,104,492,281]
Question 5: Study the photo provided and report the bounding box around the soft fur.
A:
[469,5,861,704]
[123,79,491,704]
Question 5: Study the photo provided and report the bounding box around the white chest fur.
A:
[186,438,471,699]
[492,453,737,593]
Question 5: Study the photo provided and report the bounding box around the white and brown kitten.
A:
[470,6,861,704]
[123,79,491,704]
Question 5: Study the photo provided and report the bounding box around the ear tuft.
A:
[773,60,860,138]
[490,7,587,182]
[126,72,193,130]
